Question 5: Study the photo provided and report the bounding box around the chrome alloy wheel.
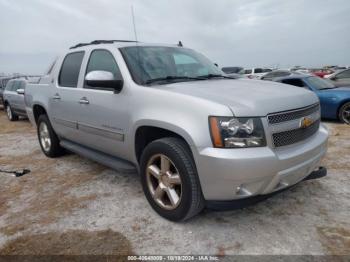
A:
[146,154,182,210]
[39,122,51,152]
[342,104,350,124]
[6,106,12,120]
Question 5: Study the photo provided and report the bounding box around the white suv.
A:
[244,68,273,79]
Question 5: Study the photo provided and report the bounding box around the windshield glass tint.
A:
[306,76,335,90]
[120,46,222,85]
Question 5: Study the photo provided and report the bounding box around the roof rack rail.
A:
[70,40,138,49]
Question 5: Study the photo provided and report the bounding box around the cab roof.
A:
[69,40,183,50]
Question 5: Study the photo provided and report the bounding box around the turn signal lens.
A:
[209,117,224,147]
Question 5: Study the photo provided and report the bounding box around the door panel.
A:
[74,89,129,157]
[12,82,26,114]
[73,49,129,158]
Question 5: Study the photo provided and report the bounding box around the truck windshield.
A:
[120,46,223,85]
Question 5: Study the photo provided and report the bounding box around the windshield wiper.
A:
[198,74,236,79]
[145,76,205,85]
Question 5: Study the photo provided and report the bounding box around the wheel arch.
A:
[133,121,196,163]
[32,104,48,124]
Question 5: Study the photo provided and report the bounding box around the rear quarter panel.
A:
[25,81,55,126]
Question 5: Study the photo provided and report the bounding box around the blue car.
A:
[273,75,350,124]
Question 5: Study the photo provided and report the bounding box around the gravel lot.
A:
[0,109,349,256]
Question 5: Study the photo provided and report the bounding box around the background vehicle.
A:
[25,40,328,221]
[261,70,298,81]
[0,77,14,106]
[310,69,334,78]
[221,66,244,74]
[326,69,350,87]
[3,79,27,121]
[274,75,350,124]
[244,68,272,79]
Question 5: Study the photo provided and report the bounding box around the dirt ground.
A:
[0,109,349,256]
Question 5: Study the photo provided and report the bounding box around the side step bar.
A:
[60,140,137,174]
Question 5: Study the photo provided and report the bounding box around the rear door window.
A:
[59,51,85,87]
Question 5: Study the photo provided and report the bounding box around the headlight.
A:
[209,116,266,148]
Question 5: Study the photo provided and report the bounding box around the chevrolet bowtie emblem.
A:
[300,117,314,129]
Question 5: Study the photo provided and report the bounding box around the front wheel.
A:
[339,102,350,124]
[37,115,65,157]
[140,137,204,221]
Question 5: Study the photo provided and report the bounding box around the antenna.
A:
[131,5,143,81]
[131,6,138,42]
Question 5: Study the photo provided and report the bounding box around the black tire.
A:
[140,137,204,221]
[6,104,19,121]
[37,114,65,158]
[338,102,350,124]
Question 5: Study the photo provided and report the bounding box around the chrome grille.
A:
[272,120,320,147]
[268,103,320,124]
[267,103,321,147]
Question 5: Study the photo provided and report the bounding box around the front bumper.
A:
[206,167,327,210]
[192,124,328,201]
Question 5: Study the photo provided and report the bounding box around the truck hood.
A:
[156,79,319,116]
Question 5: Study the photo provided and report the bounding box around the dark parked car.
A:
[221,66,244,74]
[274,75,350,124]
[326,69,350,87]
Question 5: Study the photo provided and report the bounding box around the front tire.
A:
[140,137,204,221]
[339,102,350,124]
[6,104,18,121]
[37,114,65,157]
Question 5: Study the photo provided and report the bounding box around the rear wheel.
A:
[37,114,65,157]
[140,137,204,221]
[339,102,350,124]
[6,104,18,121]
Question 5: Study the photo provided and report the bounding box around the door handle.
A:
[52,94,61,100]
[79,97,89,104]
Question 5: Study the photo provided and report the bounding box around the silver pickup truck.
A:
[25,40,329,221]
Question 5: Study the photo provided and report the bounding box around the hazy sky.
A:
[0,0,349,74]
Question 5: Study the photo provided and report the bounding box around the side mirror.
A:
[17,89,25,95]
[85,71,123,93]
